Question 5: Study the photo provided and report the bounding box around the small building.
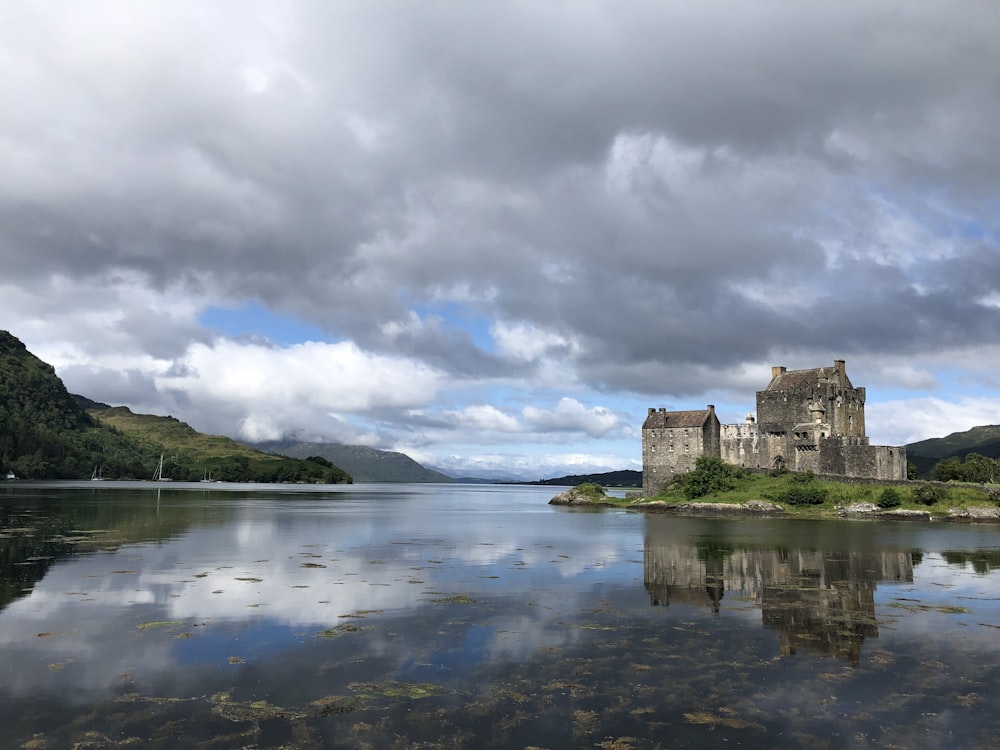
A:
[642,360,907,495]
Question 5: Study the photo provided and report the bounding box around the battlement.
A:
[642,360,906,494]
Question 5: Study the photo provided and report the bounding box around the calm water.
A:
[2,482,1000,749]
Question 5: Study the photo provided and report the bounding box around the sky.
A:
[2,1,999,480]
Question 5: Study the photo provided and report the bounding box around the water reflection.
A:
[645,529,914,665]
[4,486,1000,748]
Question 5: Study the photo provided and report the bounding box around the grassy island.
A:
[551,457,999,520]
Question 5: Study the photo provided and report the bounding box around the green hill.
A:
[0,331,156,479]
[906,425,1000,478]
[531,469,642,487]
[252,441,452,483]
[87,407,352,484]
[906,425,1000,459]
[0,330,350,483]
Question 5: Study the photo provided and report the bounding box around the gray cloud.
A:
[2,1,999,469]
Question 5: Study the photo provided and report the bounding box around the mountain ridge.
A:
[251,440,453,483]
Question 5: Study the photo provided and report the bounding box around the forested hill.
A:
[0,330,351,483]
[531,469,642,487]
[0,330,139,479]
[906,425,1000,460]
[87,407,352,484]
[906,425,1000,478]
[252,440,452,483]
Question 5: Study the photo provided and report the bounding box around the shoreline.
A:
[549,487,1000,522]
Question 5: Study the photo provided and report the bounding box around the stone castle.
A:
[642,360,907,495]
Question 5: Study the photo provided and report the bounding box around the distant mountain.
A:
[906,425,1000,478]
[530,469,642,487]
[428,466,535,483]
[253,441,452,483]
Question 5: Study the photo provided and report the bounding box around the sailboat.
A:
[152,454,171,482]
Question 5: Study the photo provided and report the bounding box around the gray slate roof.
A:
[643,408,712,429]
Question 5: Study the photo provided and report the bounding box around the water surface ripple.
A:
[2,482,999,748]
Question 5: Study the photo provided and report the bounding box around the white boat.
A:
[4,471,14,480]
[152,454,171,482]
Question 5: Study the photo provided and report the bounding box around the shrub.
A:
[575,482,607,501]
[987,487,1000,507]
[682,456,742,499]
[877,488,902,509]
[912,483,947,506]
[777,483,828,506]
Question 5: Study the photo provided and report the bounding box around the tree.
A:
[682,456,742,499]
[932,457,963,482]
[961,453,1000,484]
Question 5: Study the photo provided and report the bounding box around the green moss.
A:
[348,681,445,700]
[137,620,181,630]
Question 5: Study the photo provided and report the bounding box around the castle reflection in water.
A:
[644,526,913,666]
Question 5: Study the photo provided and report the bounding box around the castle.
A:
[642,360,907,495]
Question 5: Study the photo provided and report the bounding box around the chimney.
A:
[771,366,787,378]
[835,359,846,377]
[707,404,715,413]
[648,407,656,416]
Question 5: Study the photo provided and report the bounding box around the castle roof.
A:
[643,407,715,430]
[766,361,853,391]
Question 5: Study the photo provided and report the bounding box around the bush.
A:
[682,456,742,499]
[912,483,947,506]
[776,483,828,506]
[877,488,902,509]
[574,482,607,501]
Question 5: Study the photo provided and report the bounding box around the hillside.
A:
[906,425,1000,460]
[0,330,350,483]
[0,331,157,479]
[906,425,1000,478]
[87,407,352,484]
[531,469,643,487]
[252,441,452,483]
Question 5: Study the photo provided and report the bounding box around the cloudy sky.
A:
[2,1,999,479]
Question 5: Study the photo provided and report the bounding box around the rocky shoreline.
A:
[549,489,1000,521]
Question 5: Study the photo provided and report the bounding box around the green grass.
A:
[607,473,995,516]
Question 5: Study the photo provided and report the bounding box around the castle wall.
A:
[642,425,710,494]
[820,440,906,480]
[642,362,906,489]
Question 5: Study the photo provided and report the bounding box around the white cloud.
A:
[156,338,444,440]
[491,321,579,362]
[522,397,619,438]
[867,396,1000,446]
